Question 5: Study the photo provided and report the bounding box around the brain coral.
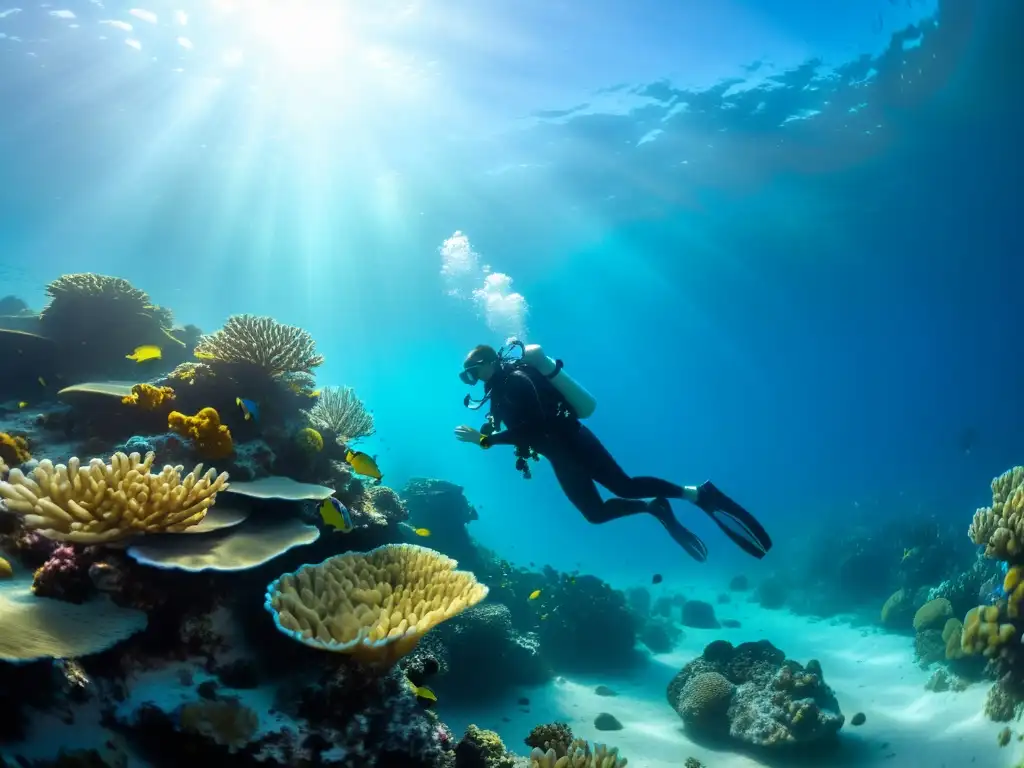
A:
[675,671,735,725]
[265,543,489,665]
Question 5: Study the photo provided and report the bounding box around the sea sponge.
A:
[301,385,376,442]
[122,383,176,410]
[969,466,1024,561]
[913,598,953,631]
[295,427,324,453]
[265,543,489,665]
[675,671,735,725]
[0,451,229,544]
[0,433,31,466]
[169,407,234,459]
[193,314,324,377]
[530,738,627,768]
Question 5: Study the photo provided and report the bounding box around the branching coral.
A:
[194,314,324,377]
[529,738,628,768]
[168,407,234,459]
[264,543,489,665]
[0,451,229,544]
[302,385,376,443]
[122,383,176,410]
[969,466,1024,562]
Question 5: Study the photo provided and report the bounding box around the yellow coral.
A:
[169,407,234,459]
[0,433,31,466]
[0,451,229,544]
[969,466,1024,561]
[880,589,907,625]
[943,618,964,660]
[265,543,489,665]
[0,556,12,579]
[296,427,324,453]
[913,598,953,631]
[961,604,1017,657]
[122,383,176,410]
[530,739,628,768]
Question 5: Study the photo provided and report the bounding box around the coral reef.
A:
[302,385,376,444]
[194,314,324,376]
[667,640,844,750]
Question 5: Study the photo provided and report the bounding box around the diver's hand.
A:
[454,425,483,444]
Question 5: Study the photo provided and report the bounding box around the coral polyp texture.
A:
[193,313,324,376]
[265,543,489,665]
[168,407,234,459]
[968,465,1024,561]
[0,450,229,544]
[302,385,376,443]
[529,739,628,768]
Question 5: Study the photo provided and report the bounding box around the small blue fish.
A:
[318,496,353,533]
[236,397,259,423]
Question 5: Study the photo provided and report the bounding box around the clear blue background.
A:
[0,0,1019,587]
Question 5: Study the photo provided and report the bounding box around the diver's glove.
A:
[479,434,492,449]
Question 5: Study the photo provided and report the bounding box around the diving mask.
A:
[459,366,481,386]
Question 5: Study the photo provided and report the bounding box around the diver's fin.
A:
[695,481,773,559]
[649,498,709,562]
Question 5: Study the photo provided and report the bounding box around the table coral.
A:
[265,543,489,665]
[168,407,234,459]
[0,451,229,544]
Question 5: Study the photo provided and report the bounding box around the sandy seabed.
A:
[445,597,1021,768]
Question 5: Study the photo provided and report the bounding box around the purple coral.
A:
[32,544,94,603]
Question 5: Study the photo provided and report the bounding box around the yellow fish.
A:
[345,450,382,480]
[309,390,321,398]
[408,682,437,702]
[413,528,431,537]
[126,345,162,363]
[318,497,353,533]
[528,589,542,601]
[17,402,27,408]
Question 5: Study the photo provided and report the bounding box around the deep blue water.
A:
[0,0,1020,584]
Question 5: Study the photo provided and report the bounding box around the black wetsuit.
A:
[484,366,679,521]
[481,364,773,561]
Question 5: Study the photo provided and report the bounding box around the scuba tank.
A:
[520,342,597,418]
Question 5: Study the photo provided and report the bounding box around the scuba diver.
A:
[454,340,773,562]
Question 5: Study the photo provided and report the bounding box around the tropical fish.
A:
[17,402,27,408]
[652,573,663,585]
[528,589,542,601]
[318,497,353,532]
[345,450,382,480]
[310,390,321,398]
[236,397,259,422]
[126,345,162,363]
[539,614,548,621]
[37,377,46,387]
[408,680,437,702]
[413,528,431,537]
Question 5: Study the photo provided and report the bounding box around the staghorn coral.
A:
[0,451,229,544]
[194,314,324,377]
[122,383,176,410]
[0,433,31,466]
[529,738,628,768]
[302,385,376,443]
[969,466,1024,562]
[168,407,234,459]
[265,543,489,665]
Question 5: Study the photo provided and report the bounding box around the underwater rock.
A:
[593,712,623,731]
[914,629,946,666]
[667,639,844,749]
[755,576,788,609]
[728,575,749,591]
[721,619,742,629]
[594,685,617,696]
[626,586,651,617]
[681,600,720,629]
[639,617,681,654]
[850,712,866,726]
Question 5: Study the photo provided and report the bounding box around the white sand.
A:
[443,598,1024,767]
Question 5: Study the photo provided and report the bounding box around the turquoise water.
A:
[1,1,1022,766]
